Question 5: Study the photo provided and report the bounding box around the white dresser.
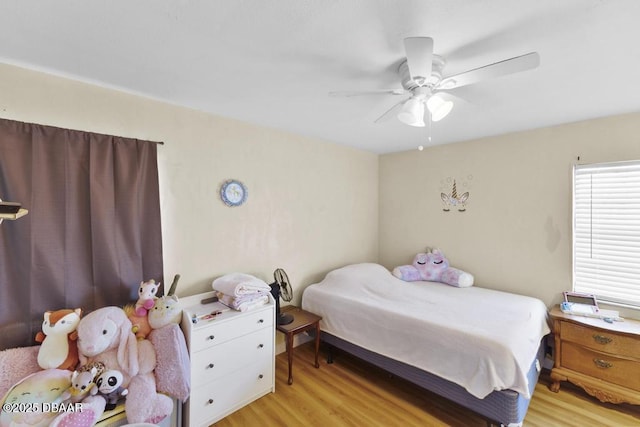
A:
[180,291,275,426]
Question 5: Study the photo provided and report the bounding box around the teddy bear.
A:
[123,303,153,340]
[73,306,173,424]
[148,274,182,330]
[392,248,474,287]
[125,277,181,339]
[135,279,160,316]
[148,294,181,329]
[34,308,82,371]
[59,362,105,403]
[92,369,129,411]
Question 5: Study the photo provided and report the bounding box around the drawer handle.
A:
[207,363,214,369]
[207,335,215,341]
[207,398,214,405]
[592,334,612,345]
[258,374,264,379]
[258,319,264,323]
[258,343,264,349]
[593,358,613,369]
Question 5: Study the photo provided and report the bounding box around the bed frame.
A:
[320,331,546,427]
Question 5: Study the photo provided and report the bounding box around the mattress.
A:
[302,263,550,399]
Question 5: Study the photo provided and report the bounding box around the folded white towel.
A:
[212,272,270,297]
[215,290,270,306]
[216,291,269,312]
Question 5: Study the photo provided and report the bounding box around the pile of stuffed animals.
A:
[1,275,186,426]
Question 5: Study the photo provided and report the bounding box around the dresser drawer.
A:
[562,342,640,391]
[561,321,640,357]
[189,359,274,427]
[191,326,273,387]
[191,308,273,352]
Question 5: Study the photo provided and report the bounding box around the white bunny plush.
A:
[73,306,172,424]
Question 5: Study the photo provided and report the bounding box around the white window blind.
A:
[573,161,640,307]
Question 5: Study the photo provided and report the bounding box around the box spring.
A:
[321,331,544,426]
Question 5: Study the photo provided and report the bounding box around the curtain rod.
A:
[0,118,165,145]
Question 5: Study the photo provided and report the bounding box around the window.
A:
[573,160,640,307]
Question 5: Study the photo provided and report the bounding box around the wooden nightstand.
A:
[549,305,640,405]
[276,306,322,385]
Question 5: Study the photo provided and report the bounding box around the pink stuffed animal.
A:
[392,248,474,287]
[71,306,172,424]
[135,280,159,316]
[124,304,153,340]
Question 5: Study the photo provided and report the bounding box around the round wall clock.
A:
[220,179,248,207]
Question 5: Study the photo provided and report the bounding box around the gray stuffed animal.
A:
[92,369,128,411]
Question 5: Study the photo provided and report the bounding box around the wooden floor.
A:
[213,342,640,427]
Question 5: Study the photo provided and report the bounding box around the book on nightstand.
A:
[188,301,230,325]
[560,302,621,321]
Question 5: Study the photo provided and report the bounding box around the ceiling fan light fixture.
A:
[397,98,425,127]
[426,94,453,122]
[408,112,425,127]
[411,108,425,127]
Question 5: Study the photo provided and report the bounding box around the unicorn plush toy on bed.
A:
[392,248,474,287]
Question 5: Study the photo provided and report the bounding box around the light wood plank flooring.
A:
[213,342,640,426]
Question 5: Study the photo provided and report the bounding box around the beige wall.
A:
[379,113,640,317]
[0,63,379,302]
[3,61,639,320]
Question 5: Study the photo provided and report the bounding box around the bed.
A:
[301,263,550,426]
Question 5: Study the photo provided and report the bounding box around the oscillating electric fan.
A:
[269,268,294,325]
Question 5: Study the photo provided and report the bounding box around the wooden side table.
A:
[276,306,322,385]
[549,305,640,405]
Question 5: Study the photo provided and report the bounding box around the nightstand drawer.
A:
[561,322,640,357]
[562,342,640,391]
[191,308,273,352]
[191,326,273,387]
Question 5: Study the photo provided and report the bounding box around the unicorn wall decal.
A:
[441,179,469,212]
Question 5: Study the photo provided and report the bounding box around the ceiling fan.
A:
[330,37,540,127]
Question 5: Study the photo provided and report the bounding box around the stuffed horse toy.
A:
[392,248,474,287]
[135,279,160,316]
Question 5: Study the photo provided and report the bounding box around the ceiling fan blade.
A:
[329,89,406,97]
[438,52,540,90]
[374,97,409,123]
[403,37,433,86]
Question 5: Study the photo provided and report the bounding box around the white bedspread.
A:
[301,263,550,399]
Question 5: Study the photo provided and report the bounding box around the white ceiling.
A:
[0,0,639,153]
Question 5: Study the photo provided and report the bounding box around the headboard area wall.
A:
[379,112,640,319]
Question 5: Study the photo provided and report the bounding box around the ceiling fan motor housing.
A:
[399,55,446,91]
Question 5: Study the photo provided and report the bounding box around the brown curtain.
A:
[0,118,163,350]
